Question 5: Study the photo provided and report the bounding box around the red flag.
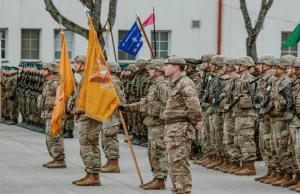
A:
[143,13,154,27]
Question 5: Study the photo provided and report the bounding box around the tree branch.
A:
[44,0,88,39]
[239,0,252,36]
[92,0,102,34]
[253,0,274,35]
[108,0,118,29]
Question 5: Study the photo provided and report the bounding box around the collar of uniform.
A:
[169,72,186,87]
[262,73,273,81]
[46,75,58,83]
[152,76,165,85]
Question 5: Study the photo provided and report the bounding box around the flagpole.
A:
[153,7,157,57]
[135,12,156,59]
[108,19,118,62]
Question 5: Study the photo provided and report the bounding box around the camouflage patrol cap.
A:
[210,55,225,66]
[42,62,59,73]
[236,56,255,67]
[125,64,137,73]
[75,55,86,64]
[164,56,186,65]
[135,59,147,70]
[201,54,217,62]
[257,55,276,65]
[184,58,202,66]
[223,57,237,67]
[293,57,300,68]
[147,59,165,72]
[106,61,121,73]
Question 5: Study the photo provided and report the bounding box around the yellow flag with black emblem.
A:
[51,29,75,137]
[76,18,121,121]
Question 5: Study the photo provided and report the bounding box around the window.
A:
[151,31,170,58]
[281,32,297,56]
[191,20,201,28]
[21,29,40,60]
[54,30,73,60]
[0,29,7,59]
[118,30,135,61]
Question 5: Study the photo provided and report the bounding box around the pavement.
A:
[0,123,294,194]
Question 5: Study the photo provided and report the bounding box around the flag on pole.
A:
[51,29,75,137]
[281,24,300,49]
[76,18,121,122]
[118,21,144,57]
[143,13,154,27]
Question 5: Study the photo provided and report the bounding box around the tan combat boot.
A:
[101,159,110,169]
[216,157,230,171]
[46,160,67,168]
[72,173,90,185]
[140,179,155,188]
[229,162,244,174]
[206,157,223,169]
[290,182,300,191]
[142,179,166,190]
[76,173,101,186]
[195,155,207,164]
[235,161,256,176]
[221,161,234,173]
[100,159,120,173]
[42,159,55,167]
[261,170,277,183]
[264,172,284,184]
[227,162,240,174]
[272,173,293,186]
[201,155,215,166]
[254,168,272,181]
[282,173,300,187]
[214,157,225,170]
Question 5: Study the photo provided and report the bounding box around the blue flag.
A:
[118,21,143,57]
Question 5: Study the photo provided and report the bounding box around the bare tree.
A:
[44,0,117,49]
[240,0,274,61]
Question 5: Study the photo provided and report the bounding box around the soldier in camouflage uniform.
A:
[263,55,294,186]
[230,56,257,176]
[100,61,126,174]
[71,55,101,186]
[124,59,168,190]
[252,55,278,182]
[16,63,25,126]
[39,62,66,169]
[163,56,202,194]
[1,66,10,123]
[5,66,19,125]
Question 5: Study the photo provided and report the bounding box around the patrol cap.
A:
[106,61,121,73]
[147,59,165,72]
[201,54,217,62]
[125,64,137,73]
[42,62,59,73]
[184,58,202,66]
[224,57,237,67]
[75,55,86,63]
[210,55,225,66]
[236,56,255,67]
[257,55,276,65]
[164,56,186,65]
[135,59,147,70]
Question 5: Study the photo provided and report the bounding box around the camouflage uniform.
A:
[163,57,201,194]
[5,68,19,124]
[2,68,10,121]
[39,62,65,162]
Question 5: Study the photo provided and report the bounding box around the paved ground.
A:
[0,123,294,194]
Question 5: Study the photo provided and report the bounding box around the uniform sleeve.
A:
[180,80,202,125]
[123,102,141,112]
[113,81,126,105]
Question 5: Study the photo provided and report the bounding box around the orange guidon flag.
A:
[51,29,75,137]
[76,18,121,121]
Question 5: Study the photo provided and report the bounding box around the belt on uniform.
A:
[166,117,189,125]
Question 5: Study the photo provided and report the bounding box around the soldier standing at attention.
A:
[40,62,66,168]
[163,56,201,194]
[5,66,19,125]
[71,55,101,186]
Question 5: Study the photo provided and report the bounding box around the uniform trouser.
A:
[234,116,257,162]
[209,114,225,157]
[289,123,300,174]
[223,113,241,162]
[166,140,192,194]
[8,99,19,120]
[294,123,300,171]
[25,97,30,122]
[201,114,212,155]
[147,125,167,179]
[29,98,35,123]
[132,112,138,136]
[259,118,272,167]
[101,125,120,159]
[45,119,65,161]
[270,119,293,174]
[78,118,101,174]
[62,113,75,132]
[3,97,8,117]
[19,97,25,122]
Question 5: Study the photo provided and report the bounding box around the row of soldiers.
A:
[194,54,300,192]
[1,62,75,138]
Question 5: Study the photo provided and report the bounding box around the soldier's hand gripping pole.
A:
[118,110,143,185]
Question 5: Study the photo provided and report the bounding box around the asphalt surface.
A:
[0,123,294,194]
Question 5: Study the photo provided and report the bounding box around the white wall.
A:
[0,0,300,66]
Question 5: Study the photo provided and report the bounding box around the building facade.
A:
[0,0,299,66]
